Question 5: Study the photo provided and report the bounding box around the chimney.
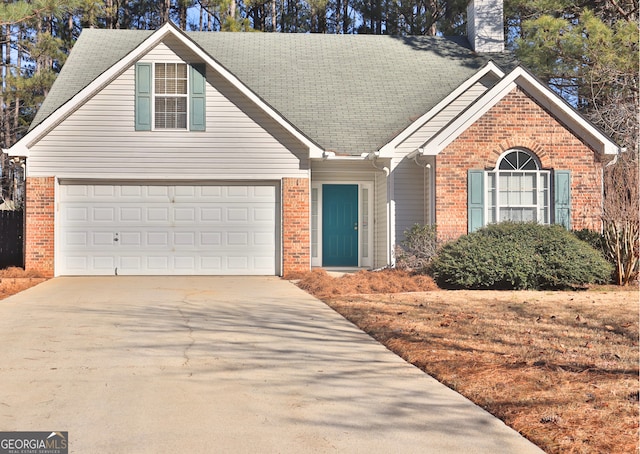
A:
[467,0,504,53]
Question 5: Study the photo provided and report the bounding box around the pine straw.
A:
[294,271,639,454]
[0,267,47,300]
[0,267,44,278]
[294,268,438,299]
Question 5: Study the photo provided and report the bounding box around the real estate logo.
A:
[0,432,68,454]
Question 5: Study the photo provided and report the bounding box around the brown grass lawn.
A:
[1,267,637,453]
[296,269,639,454]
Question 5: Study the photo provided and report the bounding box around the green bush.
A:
[395,224,441,272]
[431,222,613,290]
[573,228,605,253]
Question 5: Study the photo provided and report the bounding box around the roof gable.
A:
[416,66,619,156]
[378,61,505,156]
[13,23,322,157]
[14,26,514,157]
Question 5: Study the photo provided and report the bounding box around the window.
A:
[468,149,571,232]
[154,63,188,129]
[135,62,206,132]
[487,150,550,224]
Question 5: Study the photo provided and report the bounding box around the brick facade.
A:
[25,177,55,277]
[436,87,603,240]
[282,177,311,277]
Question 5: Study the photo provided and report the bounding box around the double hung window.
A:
[487,150,550,224]
[154,63,188,129]
[135,61,206,132]
[468,149,571,232]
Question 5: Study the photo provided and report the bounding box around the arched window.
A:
[486,149,550,224]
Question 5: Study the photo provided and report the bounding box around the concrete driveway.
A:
[0,277,543,453]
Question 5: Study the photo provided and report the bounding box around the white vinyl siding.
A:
[394,76,498,157]
[392,156,433,244]
[26,42,308,180]
[374,169,388,268]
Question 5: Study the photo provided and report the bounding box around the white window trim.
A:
[152,62,190,131]
[485,149,550,225]
[310,181,374,268]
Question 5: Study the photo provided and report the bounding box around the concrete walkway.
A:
[0,277,543,453]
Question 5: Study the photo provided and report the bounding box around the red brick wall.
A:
[25,177,55,277]
[436,87,603,240]
[282,177,310,277]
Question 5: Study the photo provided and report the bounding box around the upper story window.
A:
[154,63,188,129]
[135,61,206,132]
[487,150,550,224]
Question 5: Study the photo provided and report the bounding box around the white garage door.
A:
[59,183,278,275]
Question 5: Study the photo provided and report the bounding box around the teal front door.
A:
[322,184,358,266]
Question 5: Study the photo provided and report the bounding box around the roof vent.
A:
[467,0,504,53]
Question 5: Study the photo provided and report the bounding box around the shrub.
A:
[573,228,605,252]
[431,222,613,290]
[395,224,441,272]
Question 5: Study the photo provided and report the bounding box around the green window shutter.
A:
[135,62,152,131]
[468,170,485,233]
[554,170,571,229]
[190,64,206,131]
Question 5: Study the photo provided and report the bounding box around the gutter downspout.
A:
[413,148,433,225]
[368,151,392,267]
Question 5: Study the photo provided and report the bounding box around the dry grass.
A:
[1,266,636,452]
[295,268,438,299]
[0,267,48,300]
[294,269,639,454]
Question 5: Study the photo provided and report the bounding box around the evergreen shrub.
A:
[431,222,613,290]
[573,228,605,253]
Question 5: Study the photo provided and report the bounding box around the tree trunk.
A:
[343,0,349,33]
[229,0,236,22]
[162,0,170,24]
[1,24,7,148]
[271,0,277,31]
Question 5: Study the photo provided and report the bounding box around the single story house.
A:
[6,0,619,277]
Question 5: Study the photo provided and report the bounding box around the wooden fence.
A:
[0,210,24,268]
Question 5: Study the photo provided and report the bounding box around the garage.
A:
[58,182,279,276]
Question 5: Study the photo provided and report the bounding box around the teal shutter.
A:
[554,170,571,229]
[190,64,206,131]
[468,170,485,233]
[135,62,152,131]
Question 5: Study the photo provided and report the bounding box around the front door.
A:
[322,184,358,266]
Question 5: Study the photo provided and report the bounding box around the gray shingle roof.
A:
[32,29,515,155]
[31,29,152,129]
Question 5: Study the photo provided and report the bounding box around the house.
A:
[5,0,619,277]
